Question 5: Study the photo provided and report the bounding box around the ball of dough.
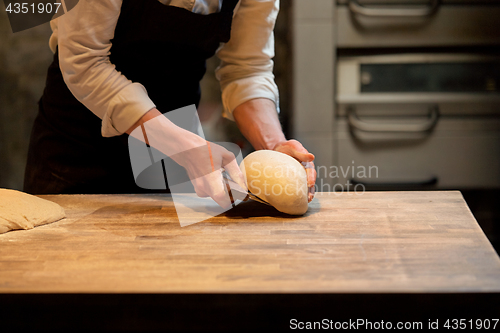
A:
[240,150,308,215]
[0,189,66,234]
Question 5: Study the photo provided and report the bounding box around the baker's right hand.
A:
[126,109,247,208]
[173,140,247,208]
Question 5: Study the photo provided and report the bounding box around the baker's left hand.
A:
[273,140,316,202]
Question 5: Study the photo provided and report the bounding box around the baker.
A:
[24,0,316,207]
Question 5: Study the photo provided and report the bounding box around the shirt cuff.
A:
[101,83,156,137]
[221,76,280,121]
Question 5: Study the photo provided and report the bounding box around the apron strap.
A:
[219,0,240,43]
[221,0,239,13]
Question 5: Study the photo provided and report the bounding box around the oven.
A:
[336,54,500,189]
[336,0,500,48]
[291,0,500,190]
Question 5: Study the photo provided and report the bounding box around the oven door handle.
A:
[348,0,440,17]
[350,177,438,188]
[347,105,440,132]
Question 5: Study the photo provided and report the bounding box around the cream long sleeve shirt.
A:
[50,0,280,137]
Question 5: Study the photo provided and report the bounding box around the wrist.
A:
[126,108,162,135]
[128,108,206,159]
[233,98,286,151]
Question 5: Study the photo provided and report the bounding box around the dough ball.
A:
[240,150,308,215]
[0,189,66,234]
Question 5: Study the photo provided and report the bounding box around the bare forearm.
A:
[233,98,286,151]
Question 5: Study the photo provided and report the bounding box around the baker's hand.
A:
[273,140,316,202]
[174,141,247,208]
[126,109,247,209]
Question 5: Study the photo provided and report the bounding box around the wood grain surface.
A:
[1,191,499,293]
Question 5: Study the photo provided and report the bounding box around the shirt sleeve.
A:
[56,0,156,137]
[215,0,280,121]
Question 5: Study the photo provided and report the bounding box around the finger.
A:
[205,171,232,209]
[186,170,208,197]
[192,171,232,208]
[286,139,312,154]
[221,149,236,164]
[280,146,314,162]
[223,158,248,191]
[275,141,315,163]
[302,161,317,187]
[191,178,210,198]
[295,150,315,163]
[308,185,315,203]
[302,160,316,202]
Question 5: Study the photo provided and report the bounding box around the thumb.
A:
[275,141,315,163]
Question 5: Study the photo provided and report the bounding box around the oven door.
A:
[335,54,500,190]
[336,0,500,48]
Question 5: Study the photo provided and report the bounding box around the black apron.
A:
[24,0,239,194]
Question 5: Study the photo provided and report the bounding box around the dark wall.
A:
[0,9,53,190]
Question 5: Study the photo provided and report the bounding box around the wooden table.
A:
[1,191,499,330]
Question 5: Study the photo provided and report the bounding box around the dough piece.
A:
[0,189,66,234]
[240,150,309,215]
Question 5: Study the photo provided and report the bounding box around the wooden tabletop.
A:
[1,191,499,293]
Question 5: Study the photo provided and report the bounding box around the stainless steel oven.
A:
[336,0,500,48]
[336,54,500,189]
[292,0,500,190]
